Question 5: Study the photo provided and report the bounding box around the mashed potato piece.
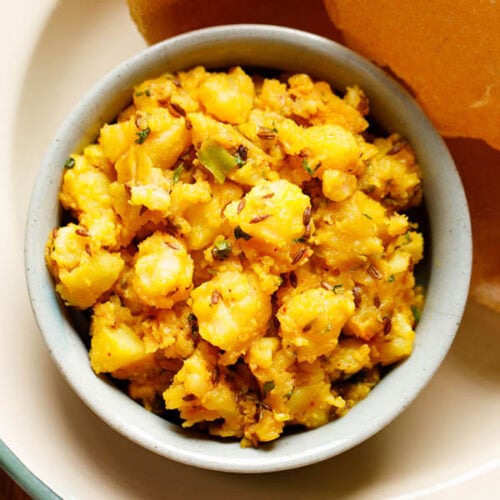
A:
[46,66,424,447]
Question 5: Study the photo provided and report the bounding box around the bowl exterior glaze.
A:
[25,24,472,473]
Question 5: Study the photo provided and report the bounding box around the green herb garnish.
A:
[64,157,75,169]
[135,88,151,97]
[212,239,232,260]
[262,380,275,397]
[135,127,151,144]
[173,163,184,184]
[301,158,314,175]
[411,305,421,323]
[197,140,239,183]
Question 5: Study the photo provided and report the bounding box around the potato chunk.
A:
[46,224,124,309]
[132,232,194,308]
[90,297,147,373]
[225,179,311,247]
[277,288,355,363]
[190,269,272,361]
[198,67,255,124]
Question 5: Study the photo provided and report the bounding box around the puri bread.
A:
[446,138,500,312]
[323,0,500,150]
[127,0,342,45]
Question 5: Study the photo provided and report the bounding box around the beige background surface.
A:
[1,1,499,498]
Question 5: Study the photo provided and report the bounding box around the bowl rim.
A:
[24,23,472,473]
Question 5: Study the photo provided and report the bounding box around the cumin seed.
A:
[353,285,362,308]
[211,290,221,305]
[321,281,333,291]
[368,265,383,280]
[75,228,89,237]
[303,206,312,226]
[383,317,392,335]
[167,100,186,117]
[257,128,277,140]
[212,366,220,383]
[237,198,246,213]
[250,214,271,223]
[292,247,306,264]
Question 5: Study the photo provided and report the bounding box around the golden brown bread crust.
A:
[446,138,500,312]
[323,0,500,151]
[127,0,342,45]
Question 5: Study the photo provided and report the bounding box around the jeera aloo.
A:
[46,66,424,447]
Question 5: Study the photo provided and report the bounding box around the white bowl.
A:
[25,24,472,473]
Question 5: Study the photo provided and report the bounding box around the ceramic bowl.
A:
[25,24,472,473]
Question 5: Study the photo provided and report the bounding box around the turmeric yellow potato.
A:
[163,341,242,429]
[90,297,148,373]
[132,232,194,309]
[191,269,272,361]
[286,361,345,428]
[277,287,355,363]
[224,179,311,247]
[322,169,358,202]
[46,66,425,446]
[99,119,138,164]
[198,67,255,124]
[46,224,124,309]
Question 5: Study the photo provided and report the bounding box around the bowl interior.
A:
[25,24,472,473]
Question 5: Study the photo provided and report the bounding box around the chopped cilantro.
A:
[301,158,314,175]
[173,163,184,184]
[262,380,275,397]
[135,127,151,144]
[64,157,75,169]
[135,88,151,97]
[411,305,421,323]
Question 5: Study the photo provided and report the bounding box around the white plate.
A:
[1,1,499,498]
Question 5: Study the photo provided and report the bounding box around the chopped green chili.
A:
[197,140,239,183]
